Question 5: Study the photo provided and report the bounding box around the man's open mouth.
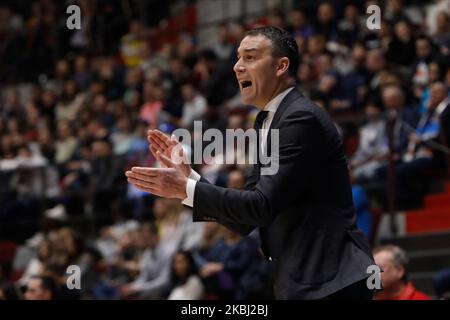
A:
[241,80,252,89]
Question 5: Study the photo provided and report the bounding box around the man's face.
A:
[24,279,52,300]
[227,171,245,189]
[374,251,404,291]
[416,39,431,59]
[365,105,380,121]
[382,89,403,110]
[428,85,447,109]
[351,45,366,66]
[234,35,281,108]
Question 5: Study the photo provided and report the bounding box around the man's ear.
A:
[397,265,406,280]
[276,57,290,77]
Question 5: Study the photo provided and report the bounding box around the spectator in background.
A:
[402,82,449,166]
[167,251,204,300]
[214,23,234,61]
[373,245,430,300]
[38,89,57,131]
[386,20,416,68]
[191,222,222,263]
[381,85,418,159]
[54,120,78,166]
[0,283,22,300]
[415,60,445,115]
[55,80,86,122]
[1,90,22,120]
[296,61,316,97]
[48,59,71,96]
[91,94,115,129]
[120,20,147,68]
[193,49,239,106]
[18,238,53,287]
[73,54,93,91]
[226,169,247,190]
[390,82,450,206]
[305,35,327,62]
[365,48,387,102]
[288,9,314,41]
[412,36,437,88]
[119,222,171,299]
[24,275,56,300]
[351,102,388,181]
[139,82,165,129]
[434,267,450,299]
[180,82,207,129]
[152,197,193,257]
[127,120,154,167]
[197,227,260,300]
[337,4,364,47]
[315,52,341,110]
[384,0,412,27]
[267,11,287,30]
[315,2,339,41]
[433,12,450,49]
[339,42,369,111]
[110,116,134,156]
[426,0,450,38]
[90,139,126,228]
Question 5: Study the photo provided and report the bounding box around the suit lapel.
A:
[264,87,303,161]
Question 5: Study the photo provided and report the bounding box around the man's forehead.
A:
[375,250,394,261]
[237,35,271,53]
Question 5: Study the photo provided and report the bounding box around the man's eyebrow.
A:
[237,48,258,56]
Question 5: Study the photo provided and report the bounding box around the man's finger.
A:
[153,130,172,149]
[125,172,160,187]
[150,145,166,165]
[157,151,175,168]
[130,181,162,196]
[150,144,160,158]
[127,168,160,178]
[127,176,159,189]
[149,135,166,152]
[148,129,168,145]
[130,167,172,176]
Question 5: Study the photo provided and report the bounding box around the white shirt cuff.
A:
[188,169,201,181]
[182,169,200,207]
[181,178,197,207]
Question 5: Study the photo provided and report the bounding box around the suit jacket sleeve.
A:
[244,162,259,190]
[195,177,256,236]
[192,110,319,229]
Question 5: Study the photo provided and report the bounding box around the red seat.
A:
[0,241,18,263]
[9,269,24,282]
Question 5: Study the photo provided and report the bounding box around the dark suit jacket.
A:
[192,88,375,299]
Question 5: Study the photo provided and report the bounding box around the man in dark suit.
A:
[126,27,376,299]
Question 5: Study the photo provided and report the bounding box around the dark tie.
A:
[254,111,269,169]
[254,111,269,130]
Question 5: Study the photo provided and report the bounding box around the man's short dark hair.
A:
[245,26,299,77]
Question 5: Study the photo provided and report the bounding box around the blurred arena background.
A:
[1,0,450,300]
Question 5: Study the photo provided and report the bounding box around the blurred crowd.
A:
[1,0,450,299]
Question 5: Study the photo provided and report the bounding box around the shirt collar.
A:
[263,86,295,113]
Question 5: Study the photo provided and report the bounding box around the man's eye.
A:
[245,56,254,61]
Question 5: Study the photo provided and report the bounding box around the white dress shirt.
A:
[182,87,295,207]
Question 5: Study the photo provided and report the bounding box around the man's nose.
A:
[233,60,245,74]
